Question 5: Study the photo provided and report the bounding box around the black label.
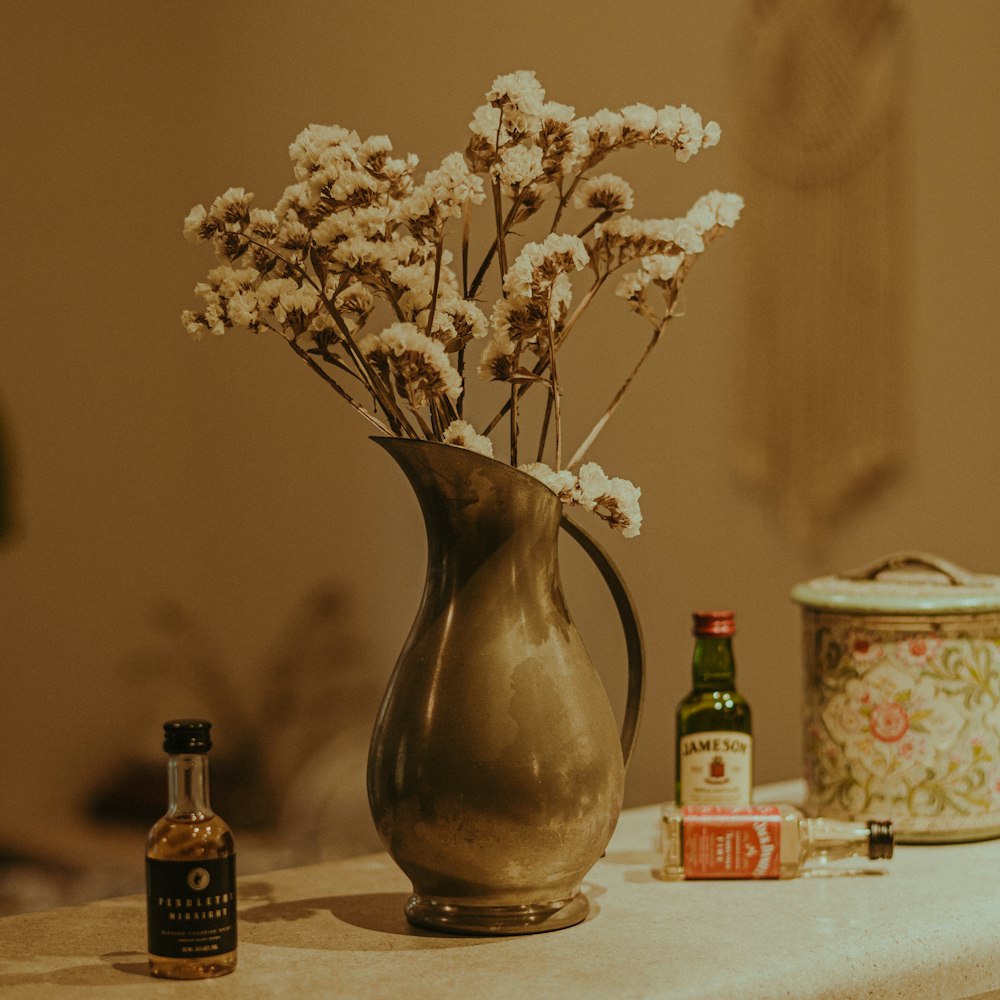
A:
[146,855,237,959]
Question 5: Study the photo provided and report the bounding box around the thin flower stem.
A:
[555,274,606,348]
[567,315,665,469]
[550,175,580,233]
[536,393,553,464]
[481,273,607,436]
[378,266,408,323]
[310,273,417,438]
[461,202,472,299]
[286,339,393,435]
[509,382,519,466]
[466,190,525,301]
[424,237,445,338]
[492,177,509,289]
[577,210,612,241]
[234,232,416,438]
[545,309,562,469]
[405,399,435,438]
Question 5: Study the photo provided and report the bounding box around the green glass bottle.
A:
[675,611,753,806]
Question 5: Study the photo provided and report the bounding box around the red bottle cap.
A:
[692,611,736,636]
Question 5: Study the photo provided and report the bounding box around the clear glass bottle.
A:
[660,803,894,880]
[146,719,237,979]
[675,611,753,806]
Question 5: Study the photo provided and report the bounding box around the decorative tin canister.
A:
[791,552,1000,843]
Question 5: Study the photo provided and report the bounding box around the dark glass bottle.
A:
[675,611,753,806]
[146,719,237,979]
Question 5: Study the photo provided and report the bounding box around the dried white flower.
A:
[443,420,494,458]
[183,204,209,243]
[493,144,544,193]
[621,103,658,136]
[578,463,643,537]
[503,233,590,299]
[686,190,744,233]
[519,463,583,505]
[642,254,683,283]
[361,322,462,407]
[477,334,518,381]
[183,71,743,537]
[288,124,361,179]
[615,271,650,311]
[486,70,546,118]
[574,173,634,214]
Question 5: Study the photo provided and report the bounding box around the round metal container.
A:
[791,552,1000,843]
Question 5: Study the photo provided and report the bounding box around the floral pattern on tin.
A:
[805,621,1000,834]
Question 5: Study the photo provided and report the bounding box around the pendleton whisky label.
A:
[679,730,752,806]
[146,856,237,959]
[681,806,781,879]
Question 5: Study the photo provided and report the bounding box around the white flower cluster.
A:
[182,71,743,537]
[520,461,643,539]
[467,71,721,195]
[613,191,744,315]
[442,419,494,457]
[360,322,463,410]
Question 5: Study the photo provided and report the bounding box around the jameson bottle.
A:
[146,719,237,979]
[660,803,894,879]
[675,611,753,806]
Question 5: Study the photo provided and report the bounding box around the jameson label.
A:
[146,856,237,958]
[679,730,753,806]
[682,805,782,879]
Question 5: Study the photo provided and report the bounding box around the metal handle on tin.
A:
[560,514,645,771]
[843,551,977,587]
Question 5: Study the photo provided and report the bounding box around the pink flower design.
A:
[895,634,944,669]
[869,701,910,743]
[845,629,885,664]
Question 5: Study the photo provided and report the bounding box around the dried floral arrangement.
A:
[183,71,742,537]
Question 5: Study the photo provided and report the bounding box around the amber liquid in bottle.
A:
[146,720,237,979]
[675,611,753,805]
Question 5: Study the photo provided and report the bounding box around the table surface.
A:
[2,781,1000,1000]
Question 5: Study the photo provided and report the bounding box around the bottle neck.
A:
[802,817,888,865]
[691,635,736,689]
[166,753,214,820]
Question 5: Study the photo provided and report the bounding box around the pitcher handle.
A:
[560,515,646,771]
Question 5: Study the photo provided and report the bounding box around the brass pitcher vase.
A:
[368,437,645,935]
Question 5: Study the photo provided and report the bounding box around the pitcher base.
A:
[404,892,589,935]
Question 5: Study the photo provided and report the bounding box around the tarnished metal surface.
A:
[368,438,644,934]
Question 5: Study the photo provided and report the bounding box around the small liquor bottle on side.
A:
[675,611,752,806]
[660,803,894,880]
[146,719,237,979]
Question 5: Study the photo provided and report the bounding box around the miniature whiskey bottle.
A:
[660,802,894,879]
[146,719,237,979]
[675,611,752,806]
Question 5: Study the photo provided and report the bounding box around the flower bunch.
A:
[183,71,743,537]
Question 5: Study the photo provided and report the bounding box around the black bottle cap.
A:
[163,719,212,754]
[866,819,894,859]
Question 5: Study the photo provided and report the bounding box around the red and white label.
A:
[681,805,782,879]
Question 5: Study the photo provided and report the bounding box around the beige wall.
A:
[2,0,999,845]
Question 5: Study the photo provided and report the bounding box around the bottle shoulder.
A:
[146,814,235,860]
[676,690,752,727]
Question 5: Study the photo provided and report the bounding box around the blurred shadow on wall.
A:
[730,0,912,557]
[0,582,384,916]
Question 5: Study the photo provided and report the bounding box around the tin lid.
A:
[790,551,1000,614]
